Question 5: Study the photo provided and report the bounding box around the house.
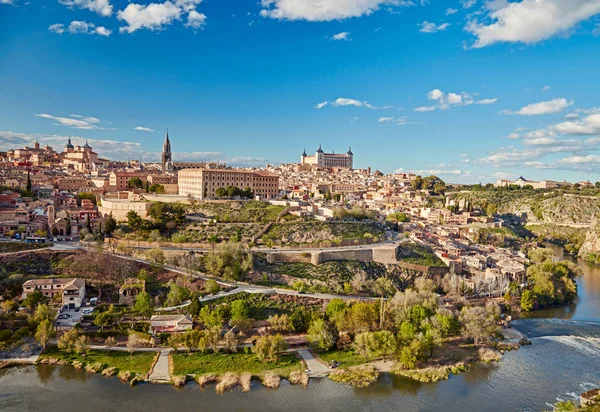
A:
[119,278,145,305]
[22,278,86,309]
[149,314,193,333]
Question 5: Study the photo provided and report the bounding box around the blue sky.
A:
[2,0,600,183]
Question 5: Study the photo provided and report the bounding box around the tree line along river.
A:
[1,243,599,412]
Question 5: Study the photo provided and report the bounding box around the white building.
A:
[301,145,353,169]
[22,278,86,309]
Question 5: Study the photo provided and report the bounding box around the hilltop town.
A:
[0,133,585,391]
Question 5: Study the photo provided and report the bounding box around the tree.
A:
[134,291,154,317]
[33,304,56,323]
[205,279,220,295]
[411,176,423,190]
[253,334,287,362]
[94,309,114,331]
[528,248,554,264]
[397,338,423,369]
[372,330,396,361]
[372,277,396,298]
[199,306,223,329]
[145,248,165,266]
[520,289,535,311]
[127,331,146,355]
[58,329,79,353]
[325,299,347,320]
[268,314,294,333]
[126,210,143,229]
[230,299,249,321]
[165,283,190,307]
[148,184,165,194]
[105,336,116,348]
[306,318,336,351]
[23,291,48,310]
[353,332,375,362]
[104,213,117,235]
[35,319,54,348]
[183,330,203,352]
[459,305,499,346]
[224,330,238,352]
[187,293,202,318]
[26,171,32,192]
[74,335,90,355]
[527,261,579,307]
[128,177,143,189]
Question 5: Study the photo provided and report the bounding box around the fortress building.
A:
[301,145,353,169]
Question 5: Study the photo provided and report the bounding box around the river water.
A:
[2,245,599,412]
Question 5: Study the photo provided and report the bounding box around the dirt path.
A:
[148,349,172,383]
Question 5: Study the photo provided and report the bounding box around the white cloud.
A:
[503,98,573,115]
[466,0,600,48]
[134,126,155,132]
[418,89,496,111]
[330,31,351,41]
[118,1,205,33]
[542,85,551,92]
[186,10,206,29]
[316,97,392,109]
[419,21,450,33]
[48,24,65,34]
[553,113,600,135]
[475,98,497,105]
[575,107,600,114]
[49,21,111,36]
[259,0,413,22]
[415,106,436,112]
[59,0,113,16]
[461,0,477,8]
[0,0,15,4]
[35,113,113,130]
[446,7,458,15]
[378,117,394,123]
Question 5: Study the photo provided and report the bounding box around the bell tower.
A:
[162,131,172,172]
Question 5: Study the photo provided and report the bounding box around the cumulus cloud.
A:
[503,98,573,115]
[466,0,600,48]
[186,10,206,29]
[446,8,458,15]
[330,31,351,40]
[378,117,394,123]
[35,113,113,130]
[0,0,15,4]
[117,0,205,33]
[49,21,111,36]
[419,21,450,33]
[259,0,413,22]
[416,88,496,111]
[134,126,155,132]
[315,97,392,109]
[59,0,113,16]
[48,24,66,34]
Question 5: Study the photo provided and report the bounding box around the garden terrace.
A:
[192,201,294,223]
[261,221,385,246]
[396,244,446,267]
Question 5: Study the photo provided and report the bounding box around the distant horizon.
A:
[2,0,600,184]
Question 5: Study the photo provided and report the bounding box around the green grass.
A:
[0,242,51,253]
[171,351,303,376]
[318,349,368,368]
[396,244,445,267]
[39,346,156,375]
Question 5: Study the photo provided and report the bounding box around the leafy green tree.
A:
[128,177,143,189]
[187,293,202,318]
[527,261,579,307]
[325,298,347,320]
[230,299,249,321]
[199,306,223,329]
[268,314,294,333]
[35,319,54,348]
[528,248,555,264]
[372,330,396,361]
[58,328,80,353]
[104,213,117,235]
[205,279,221,295]
[33,304,56,323]
[253,334,287,362]
[134,291,154,317]
[23,291,48,310]
[306,318,336,351]
[353,331,375,362]
[126,210,143,229]
[520,289,535,311]
[148,184,165,194]
[165,283,190,307]
[411,176,423,190]
[459,305,499,346]
[397,338,423,369]
[145,248,165,266]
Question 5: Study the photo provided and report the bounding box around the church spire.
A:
[162,130,172,172]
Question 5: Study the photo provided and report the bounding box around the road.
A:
[297,349,330,378]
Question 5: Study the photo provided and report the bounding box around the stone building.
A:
[301,145,353,169]
[119,278,145,305]
[178,168,279,199]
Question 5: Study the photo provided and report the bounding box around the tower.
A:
[162,131,172,172]
[47,205,55,229]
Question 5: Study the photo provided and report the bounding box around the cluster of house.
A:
[20,276,193,333]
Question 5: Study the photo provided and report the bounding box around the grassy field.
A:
[318,349,369,368]
[39,346,156,375]
[0,242,51,253]
[171,351,304,376]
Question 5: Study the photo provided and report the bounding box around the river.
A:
[1,245,599,412]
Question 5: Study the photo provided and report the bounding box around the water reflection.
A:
[36,364,54,385]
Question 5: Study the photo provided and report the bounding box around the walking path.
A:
[297,348,330,378]
[148,349,172,383]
